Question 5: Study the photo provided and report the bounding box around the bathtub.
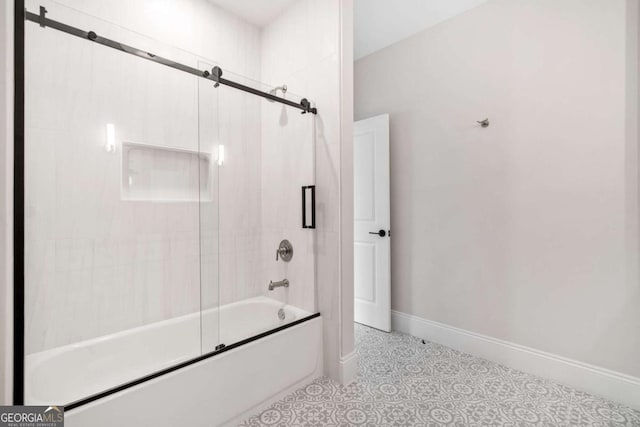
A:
[25,296,322,426]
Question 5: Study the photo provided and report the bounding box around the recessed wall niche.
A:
[121,142,213,202]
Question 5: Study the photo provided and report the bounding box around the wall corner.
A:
[339,0,355,371]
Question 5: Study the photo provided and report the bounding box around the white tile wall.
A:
[258,96,315,313]
[23,0,264,354]
[261,0,346,380]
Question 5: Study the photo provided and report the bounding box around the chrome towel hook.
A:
[477,118,490,128]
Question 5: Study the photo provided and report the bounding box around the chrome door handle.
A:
[369,230,386,237]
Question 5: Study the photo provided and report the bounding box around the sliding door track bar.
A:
[25,6,318,115]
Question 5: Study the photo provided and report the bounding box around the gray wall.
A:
[354,0,640,377]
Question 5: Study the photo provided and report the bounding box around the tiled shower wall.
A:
[258,0,344,318]
[23,0,264,353]
[258,96,315,313]
[261,0,349,380]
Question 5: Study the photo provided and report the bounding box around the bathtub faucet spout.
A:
[268,278,290,291]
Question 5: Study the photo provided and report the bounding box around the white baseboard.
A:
[392,310,640,411]
[339,350,358,386]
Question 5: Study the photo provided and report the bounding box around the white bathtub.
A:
[25,296,322,426]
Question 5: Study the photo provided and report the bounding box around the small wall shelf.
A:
[121,142,213,202]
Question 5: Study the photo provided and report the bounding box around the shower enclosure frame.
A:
[14,0,26,408]
[12,0,320,410]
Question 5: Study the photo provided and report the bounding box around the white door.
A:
[354,114,391,332]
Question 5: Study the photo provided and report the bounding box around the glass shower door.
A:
[212,71,317,349]
[198,59,221,354]
[23,0,319,407]
[23,0,220,405]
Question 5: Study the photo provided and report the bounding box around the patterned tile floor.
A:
[240,324,640,426]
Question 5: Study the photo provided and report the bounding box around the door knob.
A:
[369,229,386,237]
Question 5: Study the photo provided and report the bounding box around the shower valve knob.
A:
[276,239,293,262]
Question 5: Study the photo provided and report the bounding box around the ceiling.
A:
[207,0,297,27]
[354,0,489,60]
[205,0,489,58]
